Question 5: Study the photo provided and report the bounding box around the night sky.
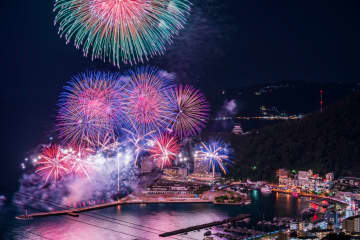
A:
[1,0,360,193]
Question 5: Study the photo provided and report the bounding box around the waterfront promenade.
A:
[270,187,348,205]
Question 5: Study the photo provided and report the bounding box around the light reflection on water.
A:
[5,192,309,240]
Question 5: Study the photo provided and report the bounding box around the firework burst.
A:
[56,72,125,147]
[35,144,71,183]
[168,84,209,139]
[149,134,180,169]
[122,122,155,166]
[123,66,174,132]
[198,140,230,177]
[68,147,95,180]
[54,0,191,67]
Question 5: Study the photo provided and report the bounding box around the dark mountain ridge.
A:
[228,93,360,181]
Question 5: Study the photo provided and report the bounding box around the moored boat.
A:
[260,186,272,194]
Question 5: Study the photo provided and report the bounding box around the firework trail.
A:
[56,72,125,147]
[123,66,174,133]
[122,121,155,166]
[168,84,209,139]
[149,134,180,169]
[35,144,71,183]
[198,140,230,177]
[54,0,191,67]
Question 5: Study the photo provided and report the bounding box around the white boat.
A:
[260,186,272,194]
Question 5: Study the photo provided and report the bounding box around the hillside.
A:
[228,93,360,181]
[207,81,359,117]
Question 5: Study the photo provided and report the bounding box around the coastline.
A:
[270,188,348,205]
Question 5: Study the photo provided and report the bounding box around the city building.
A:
[232,125,244,135]
[342,215,360,233]
[297,221,305,237]
[326,172,334,182]
[276,168,335,194]
[142,181,199,198]
[290,222,298,231]
[162,167,188,180]
[297,170,312,187]
[309,229,333,239]
[187,150,221,182]
[276,169,290,186]
[140,157,154,173]
[193,150,208,174]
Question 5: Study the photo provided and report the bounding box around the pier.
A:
[15,198,212,220]
[158,214,251,237]
[16,200,126,220]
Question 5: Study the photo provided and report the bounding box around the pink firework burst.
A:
[89,0,150,27]
[149,134,180,169]
[123,67,174,132]
[35,144,71,183]
[168,84,209,139]
[56,72,125,147]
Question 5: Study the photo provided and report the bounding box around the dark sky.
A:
[1,0,360,192]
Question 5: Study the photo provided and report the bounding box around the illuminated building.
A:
[342,215,360,233]
[276,169,289,186]
[188,150,221,182]
[297,221,305,237]
[162,167,188,179]
[298,170,312,186]
[140,157,154,174]
[232,125,244,135]
[193,150,208,174]
[326,172,334,181]
[309,229,332,239]
[290,222,298,230]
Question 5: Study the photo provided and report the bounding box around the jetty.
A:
[16,200,126,220]
[15,198,212,220]
[159,214,251,237]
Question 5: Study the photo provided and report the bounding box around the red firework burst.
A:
[68,146,95,180]
[149,134,180,169]
[35,144,71,183]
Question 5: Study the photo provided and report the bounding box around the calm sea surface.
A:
[2,192,309,240]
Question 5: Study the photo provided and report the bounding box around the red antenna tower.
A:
[320,89,323,112]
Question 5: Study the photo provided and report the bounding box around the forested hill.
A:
[229,93,360,181]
